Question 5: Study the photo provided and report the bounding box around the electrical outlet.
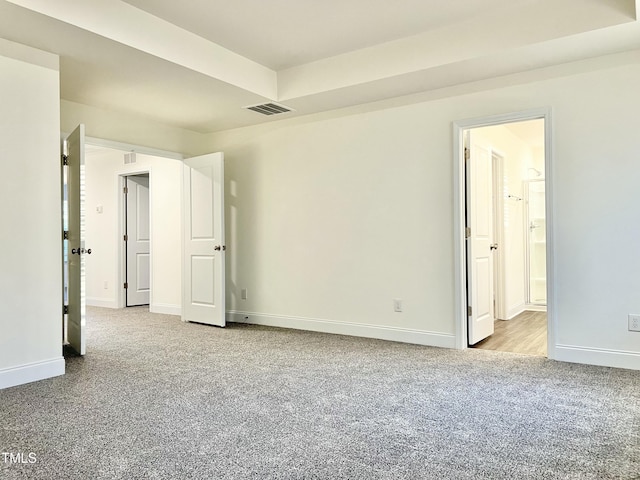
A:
[629,314,640,332]
[241,289,248,300]
[393,299,403,313]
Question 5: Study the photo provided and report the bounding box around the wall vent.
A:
[124,152,137,164]
[243,102,294,116]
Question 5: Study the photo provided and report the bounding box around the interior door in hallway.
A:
[182,152,225,327]
[466,132,495,345]
[64,124,88,355]
[125,174,150,306]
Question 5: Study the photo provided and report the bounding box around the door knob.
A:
[490,243,498,250]
[214,245,221,251]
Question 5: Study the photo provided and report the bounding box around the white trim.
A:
[151,303,181,316]
[525,304,547,312]
[492,150,507,321]
[227,311,456,348]
[86,297,118,308]
[555,344,640,371]
[0,357,65,390]
[453,108,556,357]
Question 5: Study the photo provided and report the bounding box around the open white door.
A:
[182,152,225,326]
[125,175,150,306]
[64,124,87,355]
[466,132,495,345]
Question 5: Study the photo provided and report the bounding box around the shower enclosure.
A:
[525,179,546,306]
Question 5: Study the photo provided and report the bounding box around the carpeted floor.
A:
[1,306,639,479]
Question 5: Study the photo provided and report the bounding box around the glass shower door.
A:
[526,180,546,305]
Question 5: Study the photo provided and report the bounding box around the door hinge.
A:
[63,231,69,240]
[62,154,69,166]
[63,305,69,315]
[123,186,128,194]
[465,227,471,238]
[123,234,128,242]
[467,306,472,316]
[464,147,470,162]
[124,283,128,289]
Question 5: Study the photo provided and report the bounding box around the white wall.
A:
[205,54,640,369]
[85,149,182,315]
[0,40,64,388]
[61,100,206,157]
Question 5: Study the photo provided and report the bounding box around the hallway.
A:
[474,311,546,356]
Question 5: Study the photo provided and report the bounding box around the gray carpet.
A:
[1,307,638,479]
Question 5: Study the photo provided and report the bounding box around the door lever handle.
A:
[214,245,221,251]
[490,244,498,250]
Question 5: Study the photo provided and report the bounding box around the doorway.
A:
[124,173,150,307]
[83,141,183,316]
[454,109,554,358]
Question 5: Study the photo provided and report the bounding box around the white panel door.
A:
[126,175,150,306]
[64,124,87,355]
[467,133,495,345]
[182,152,225,326]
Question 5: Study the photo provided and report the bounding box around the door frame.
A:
[117,169,152,309]
[491,150,507,321]
[122,172,151,307]
[452,108,556,358]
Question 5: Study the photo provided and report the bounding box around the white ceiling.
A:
[120,0,535,70]
[0,0,639,134]
[504,120,546,149]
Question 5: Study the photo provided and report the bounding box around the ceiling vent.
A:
[243,102,294,116]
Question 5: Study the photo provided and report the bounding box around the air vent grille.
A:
[244,102,294,116]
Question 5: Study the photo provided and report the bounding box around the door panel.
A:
[65,124,86,355]
[182,153,225,326]
[467,133,495,345]
[126,175,150,306]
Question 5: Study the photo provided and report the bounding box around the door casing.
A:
[117,169,152,309]
[125,173,151,307]
[452,108,555,358]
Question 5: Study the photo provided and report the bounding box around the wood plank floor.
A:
[473,310,547,356]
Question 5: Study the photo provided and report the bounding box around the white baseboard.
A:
[506,303,526,320]
[227,311,456,348]
[87,297,118,308]
[151,303,181,316]
[0,357,65,390]
[525,304,547,312]
[555,344,640,371]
